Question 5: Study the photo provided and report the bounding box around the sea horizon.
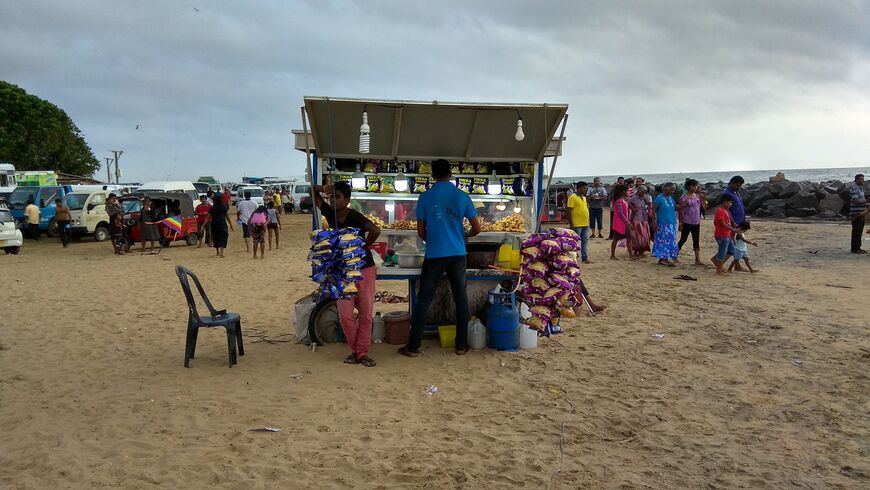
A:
[554,165,870,186]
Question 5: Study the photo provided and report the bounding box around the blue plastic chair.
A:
[175,265,244,367]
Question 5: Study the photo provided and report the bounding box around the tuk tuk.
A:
[121,192,200,247]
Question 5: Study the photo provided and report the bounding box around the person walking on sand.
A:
[204,192,231,258]
[586,177,607,238]
[678,179,706,266]
[848,174,867,254]
[652,182,680,267]
[248,205,268,259]
[266,201,281,249]
[54,199,72,248]
[712,195,738,274]
[628,185,651,260]
[609,184,630,260]
[195,195,211,248]
[236,191,257,252]
[401,159,481,358]
[24,199,40,240]
[311,181,381,367]
[567,181,592,264]
[722,176,747,270]
[652,183,680,267]
[607,177,625,239]
[728,221,759,273]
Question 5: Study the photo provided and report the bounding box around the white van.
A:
[64,190,112,241]
[0,203,23,254]
[292,183,312,212]
[236,185,265,206]
[136,181,198,203]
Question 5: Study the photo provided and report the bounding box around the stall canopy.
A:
[302,97,568,163]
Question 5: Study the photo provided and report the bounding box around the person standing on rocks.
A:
[848,173,867,254]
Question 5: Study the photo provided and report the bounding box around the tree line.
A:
[0,80,100,177]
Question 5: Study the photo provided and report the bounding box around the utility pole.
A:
[111,150,124,184]
[104,158,113,183]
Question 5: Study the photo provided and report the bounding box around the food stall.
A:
[297,97,568,326]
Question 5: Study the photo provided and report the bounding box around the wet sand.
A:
[1,213,868,488]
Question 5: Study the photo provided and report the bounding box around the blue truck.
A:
[8,185,74,237]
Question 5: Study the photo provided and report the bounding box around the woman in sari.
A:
[628,185,651,259]
[651,182,680,267]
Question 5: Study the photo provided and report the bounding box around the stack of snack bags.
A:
[310,228,367,300]
[516,228,582,332]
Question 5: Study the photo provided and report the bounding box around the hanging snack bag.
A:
[502,177,516,195]
[362,160,379,173]
[417,161,431,175]
[457,177,473,194]
[512,177,527,196]
[365,176,381,193]
[471,177,488,195]
[412,177,429,194]
[461,162,476,174]
[451,162,462,175]
[381,176,396,193]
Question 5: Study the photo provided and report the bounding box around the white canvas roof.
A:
[302,97,568,163]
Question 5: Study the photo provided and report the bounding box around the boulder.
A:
[705,190,724,207]
[785,207,817,218]
[759,199,786,218]
[821,180,844,194]
[815,211,839,220]
[785,191,819,211]
[754,208,772,218]
[747,191,773,213]
[769,180,801,198]
[818,194,845,215]
[769,172,786,183]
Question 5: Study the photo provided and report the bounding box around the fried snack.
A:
[320,216,330,230]
[391,220,417,230]
[365,214,388,229]
[491,214,526,232]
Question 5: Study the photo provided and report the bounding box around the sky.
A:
[2,0,869,182]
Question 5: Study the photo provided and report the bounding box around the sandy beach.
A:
[1,212,868,488]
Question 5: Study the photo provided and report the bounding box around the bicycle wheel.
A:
[307,298,340,345]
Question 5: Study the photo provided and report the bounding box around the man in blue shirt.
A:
[722,176,746,225]
[400,159,481,357]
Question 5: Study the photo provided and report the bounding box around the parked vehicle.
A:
[236,185,265,206]
[0,163,17,205]
[541,183,572,224]
[121,192,200,247]
[135,181,198,204]
[292,183,312,212]
[0,204,23,254]
[8,185,74,236]
[193,182,210,198]
[64,190,112,241]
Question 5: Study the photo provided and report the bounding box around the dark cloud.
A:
[1,0,868,180]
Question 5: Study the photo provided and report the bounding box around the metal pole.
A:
[111,150,124,184]
[536,113,569,233]
[300,106,320,232]
[105,158,113,183]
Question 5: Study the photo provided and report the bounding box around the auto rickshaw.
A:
[121,192,200,247]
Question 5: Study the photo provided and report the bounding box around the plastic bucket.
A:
[383,311,410,345]
[520,326,538,350]
[437,325,456,348]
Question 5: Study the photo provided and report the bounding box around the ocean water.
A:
[555,166,870,186]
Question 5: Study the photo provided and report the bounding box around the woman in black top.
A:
[206,192,229,258]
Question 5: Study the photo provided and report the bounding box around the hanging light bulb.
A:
[513,205,522,214]
[487,171,502,195]
[496,203,506,211]
[385,200,395,212]
[516,111,526,141]
[394,167,409,192]
[359,110,370,154]
[351,163,366,189]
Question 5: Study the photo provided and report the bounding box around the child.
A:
[711,195,737,274]
[266,201,281,250]
[728,221,758,273]
[248,205,268,259]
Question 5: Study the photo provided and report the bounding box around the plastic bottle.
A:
[468,319,487,350]
[372,312,386,343]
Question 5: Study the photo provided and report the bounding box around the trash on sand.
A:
[652,333,665,339]
[791,359,803,366]
[249,427,282,432]
[290,373,305,380]
[547,387,562,396]
[425,385,439,395]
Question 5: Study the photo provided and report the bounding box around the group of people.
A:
[234,191,283,259]
[567,175,760,274]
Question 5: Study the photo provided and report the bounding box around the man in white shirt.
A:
[236,191,258,252]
